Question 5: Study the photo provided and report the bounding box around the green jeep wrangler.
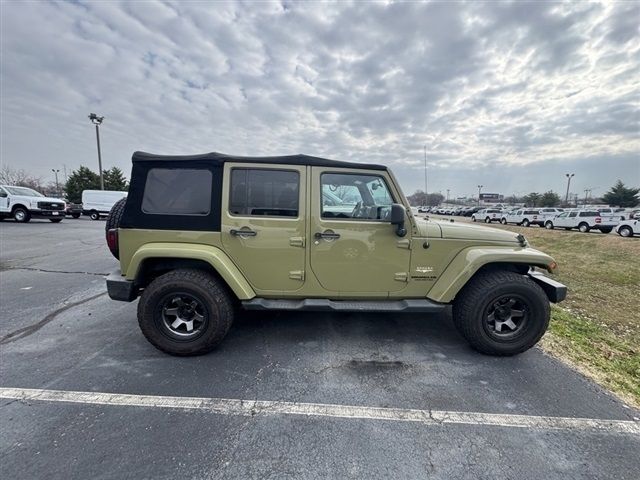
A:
[105,152,566,357]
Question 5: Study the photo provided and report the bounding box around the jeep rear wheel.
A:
[452,271,550,356]
[137,269,234,356]
[105,197,127,259]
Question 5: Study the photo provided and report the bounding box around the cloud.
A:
[0,0,638,197]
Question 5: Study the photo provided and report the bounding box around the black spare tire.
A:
[105,197,127,259]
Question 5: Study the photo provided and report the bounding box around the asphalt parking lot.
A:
[1,218,639,479]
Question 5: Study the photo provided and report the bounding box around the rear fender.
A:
[126,242,255,300]
[427,246,555,303]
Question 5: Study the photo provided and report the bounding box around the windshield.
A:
[4,186,44,197]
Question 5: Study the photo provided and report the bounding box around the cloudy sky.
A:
[1,0,638,199]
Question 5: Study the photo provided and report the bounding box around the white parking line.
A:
[1,387,639,435]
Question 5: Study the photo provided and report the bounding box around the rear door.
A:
[221,163,306,293]
[0,187,9,213]
[309,167,410,293]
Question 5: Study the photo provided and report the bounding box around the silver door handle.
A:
[314,232,340,240]
[230,229,257,237]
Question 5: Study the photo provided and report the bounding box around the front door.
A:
[309,167,411,293]
[221,163,306,293]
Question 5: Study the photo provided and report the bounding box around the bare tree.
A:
[0,165,44,191]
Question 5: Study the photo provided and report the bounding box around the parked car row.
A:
[0,185,127,223]
[418,204,638,238]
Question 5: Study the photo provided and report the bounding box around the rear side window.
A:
[230,169,299,217]
[579,211,599,217]
[142,169,212,215]
[524,210,539,215]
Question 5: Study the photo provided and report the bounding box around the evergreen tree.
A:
[601,180,639,207]
[539,191,561,207]
[65,166,100,203]
[103,167,129,191]
[523,192,541,207]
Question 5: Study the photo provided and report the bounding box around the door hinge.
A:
[394,272,409,282]
[289,270,305,281]
[397,239,411,249]
[289,236,305,247]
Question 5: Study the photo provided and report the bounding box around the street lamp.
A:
[423,144,428,201]
[89,113,105,190]
[51,169,60,196]
[564,173,574,206]
[477,185,483,205]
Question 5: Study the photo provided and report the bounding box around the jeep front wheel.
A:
[137,269,234,356]
[452,271,550,356]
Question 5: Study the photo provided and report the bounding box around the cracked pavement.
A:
[1,218,639,479]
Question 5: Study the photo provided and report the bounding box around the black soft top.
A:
[132,151,387,171]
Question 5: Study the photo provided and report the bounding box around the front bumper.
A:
[528,271,567,303]
[32,210,65,218]
[106,270,137,302]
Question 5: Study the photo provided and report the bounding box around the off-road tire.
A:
[137,269,234,356]
[578,222,590,233]
[13,207,30,223]
[90,211,100,220]
[105,197,127,259]
[618,226,633,237]
[522,219,530,227]
[49,218,63,223]
[452,271,550,356]
[545,221,554,230]
[599,227,612,234]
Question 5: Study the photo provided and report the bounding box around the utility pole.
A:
[89,113,105,190]
[446,189,450,203]
[564,173,574,206]
[63,164,68,183]
[477,185,483,205]
[423,144,428,204]
[51,169,60,196]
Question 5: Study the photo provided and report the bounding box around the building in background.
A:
[479,193,503,204]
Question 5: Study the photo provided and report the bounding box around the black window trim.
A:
[319,171,396,223]
[228,167,301,220]
[141,167,213,216]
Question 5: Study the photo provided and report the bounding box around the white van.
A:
[82,190,127,220]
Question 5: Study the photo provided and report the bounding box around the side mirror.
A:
[390,203,407,237]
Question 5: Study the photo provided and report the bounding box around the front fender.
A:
[126,242,256,300]
[427,246,555,303]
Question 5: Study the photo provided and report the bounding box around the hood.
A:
[436,220,523,244]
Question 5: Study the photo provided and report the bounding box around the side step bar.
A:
[241,298,446,313]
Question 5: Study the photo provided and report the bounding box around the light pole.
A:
[51,169,60,196]
[564,173,574,206]
[89,113,105,190]
[423,144,428,204]
[477,185,483,205]
[446,189,450,203]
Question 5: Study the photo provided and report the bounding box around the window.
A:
[230,169,299,217]
[557,212,568,218]
[568,212,577,217]
[579,211,599,217]
[3,186,44,197]
[142,168,212,215]
[321,173,394,220]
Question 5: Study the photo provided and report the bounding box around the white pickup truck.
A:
[544,210,618,233]
[0,185,66,223]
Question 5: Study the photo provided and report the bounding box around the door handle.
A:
[314,231,340,240]
[230,228,257,237]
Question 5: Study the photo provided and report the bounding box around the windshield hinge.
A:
[397,239,411,249]
[289,270,305,281]
[394,272,409,282]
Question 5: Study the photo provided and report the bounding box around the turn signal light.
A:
[106,228,119,257]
